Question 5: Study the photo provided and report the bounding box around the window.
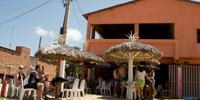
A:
[139,24,175,39]
[197,29,200,43]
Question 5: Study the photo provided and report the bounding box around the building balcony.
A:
[86,39,179,60]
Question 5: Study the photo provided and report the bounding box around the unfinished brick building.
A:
[0,46,56,80]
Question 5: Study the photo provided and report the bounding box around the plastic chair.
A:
[62,79,79,100]
[19,77,36,100]
[126,82,136,100]
[85,82,91,93]
[100,81,106,95]
[10,78,21,98]
[78,79,85,100]
[96,80,101,94]
[105,82,111,96]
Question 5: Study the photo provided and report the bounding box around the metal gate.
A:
[169,64,200,97]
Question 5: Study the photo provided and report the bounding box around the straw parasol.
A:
[116,59,160,66]
[79,40,104,80]
[102,31,163,100]
[80,52,104,63]
[78,62,97,68]
[35,44,84,61]
[79,52,104,80]
[149,65,161,70]
[35,44,86,97]
[96,61,111,68]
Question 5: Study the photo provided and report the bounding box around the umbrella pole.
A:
[127,57,134,100]
[80,60,85,80]
[55,57,61,98]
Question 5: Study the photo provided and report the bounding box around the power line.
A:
[0,0,53,26]
[0,0,30,7]
[71,3,86,30]
[74,0,84,14]
[0,0,47,10]
[0,1,62,15]
[75,1,119,4]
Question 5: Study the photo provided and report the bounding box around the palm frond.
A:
[80,40,88,52]
[54,34,65,44]
[126,31,139,43]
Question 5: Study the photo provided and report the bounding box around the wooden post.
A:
[55,57,61,98]
[80,60,85,80]
[87,68,92,81]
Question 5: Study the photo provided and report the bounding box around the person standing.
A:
[148,66,155,85]
[148,66,155,98]
[113,68,120,97]
[134,66,152,100]
[118,63,127,98]
[24,64,44,100]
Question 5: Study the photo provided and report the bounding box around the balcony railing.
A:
[86,39,179,60]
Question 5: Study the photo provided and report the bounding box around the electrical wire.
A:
[75,1,117,4]
[0,0,47,10]
[0,1,62,15]
[0,0,53,26]
[0,0,30,7]
[74,0,84,14]
[71,3,86,30]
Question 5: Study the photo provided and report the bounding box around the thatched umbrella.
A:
[102,32,163,100]
[79,40,104,80]
[116,59,160,66]
[149,65,161,70]
[80,52,104,63]
[79,61,111,68]
[35,44,85,61]
[78,62,96,68]
[96,61,111,68]
[35,44,85,97]
[79,51,104,80]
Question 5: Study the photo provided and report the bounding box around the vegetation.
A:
[64,46,87,78]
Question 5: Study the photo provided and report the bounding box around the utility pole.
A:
[59,0,71,93]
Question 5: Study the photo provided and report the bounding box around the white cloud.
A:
[67,28,82,41]
[34,26,48,36]
[33,27,82,42]
[49,30,56,38]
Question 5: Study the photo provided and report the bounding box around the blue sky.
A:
[0,0,199,56]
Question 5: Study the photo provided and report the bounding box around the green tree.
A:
[64,46,87,78]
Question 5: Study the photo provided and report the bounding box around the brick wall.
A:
[0,46,57,81]
[0,46,30,75]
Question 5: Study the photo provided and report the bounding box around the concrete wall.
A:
[85,0,200,64]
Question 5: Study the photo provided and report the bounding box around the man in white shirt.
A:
[65,72,76,88]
